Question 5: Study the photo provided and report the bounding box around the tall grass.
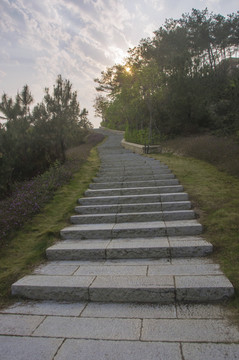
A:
[161,134,239,178]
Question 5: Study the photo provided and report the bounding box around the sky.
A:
[0,0,238,128]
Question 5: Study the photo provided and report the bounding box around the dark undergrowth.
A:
[0,132,104,247]
[161,134,239,178]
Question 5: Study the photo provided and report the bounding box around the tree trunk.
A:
[147,98,153,145]
[60,138,66,163]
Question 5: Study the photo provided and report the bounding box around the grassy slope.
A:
[150,153,239,313]
[0,147,101,307]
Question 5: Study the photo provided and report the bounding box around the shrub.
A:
[161,135,239,178]
[125,126,161,145]
[0,132,104,245]
[0,162,72,245]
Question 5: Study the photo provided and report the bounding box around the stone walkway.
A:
[1,129,239,359]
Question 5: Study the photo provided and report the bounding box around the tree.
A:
[79,108,93,129]
[37,75,83,162]
[94,95,110,126]
[0,85,33,122]
[0,76,91,197]
[94,9,239,138]
[0,85,34,191]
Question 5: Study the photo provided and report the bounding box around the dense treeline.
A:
[94,9,239,144]
[0,75,92,198]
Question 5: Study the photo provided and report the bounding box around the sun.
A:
[125,66,131,73]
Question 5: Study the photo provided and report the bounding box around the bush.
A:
[0,162,72,244]
[125,126,161,145]
[0,132,105,245]
[161,135,239,178]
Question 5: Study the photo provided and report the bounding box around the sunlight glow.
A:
[109,46,127,65]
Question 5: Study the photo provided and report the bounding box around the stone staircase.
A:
[12,130,234,304]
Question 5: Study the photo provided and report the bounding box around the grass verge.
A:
[150,153,239,316]
[0,146,101,308]
[161,134,239,178]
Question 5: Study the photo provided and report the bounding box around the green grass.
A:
[0,147,101,308]
[150,152,239,316]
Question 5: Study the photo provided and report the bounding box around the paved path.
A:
[1,129,239,359]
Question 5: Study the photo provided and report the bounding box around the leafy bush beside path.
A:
[0,132,104,246]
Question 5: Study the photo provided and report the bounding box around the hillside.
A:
[160,134,239,179]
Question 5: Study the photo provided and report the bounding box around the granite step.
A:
[78,193,189,206]
[75,201,192,214]
[84,185,184,197]
[89,179,179,189]
[93,174,175,182]
[60,220,203,240]
[97,169,172,176]
[95,174,173,181]
[70,210,196,224]
[98,164,170,170]
[98,162,169,167]
[11,260,234,303]
[46,237,213,260]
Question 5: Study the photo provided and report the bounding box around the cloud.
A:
[0,70,7,80]
[0,48,11,62]
[147,0,165,12]
[0,0,26,34]
[1,0,237,127]
[0,0,174,126]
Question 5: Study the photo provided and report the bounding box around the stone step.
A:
[46,237,212,260]
[98,161,169,167]
[98,169,172,176]
[99,162,169,166]
[11,263,234,303]
[98,164,169,170]
[75,201,192,214]
[100,158,163,163]
[98,159,168,163]
[78,193,189,206]
[70,210,196,224]
[89,179,179,189]
[97,173,173,180]
[60,220,203,240]
[84,185,184,197]
[100,164,168,169]
[93,174,175,182]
